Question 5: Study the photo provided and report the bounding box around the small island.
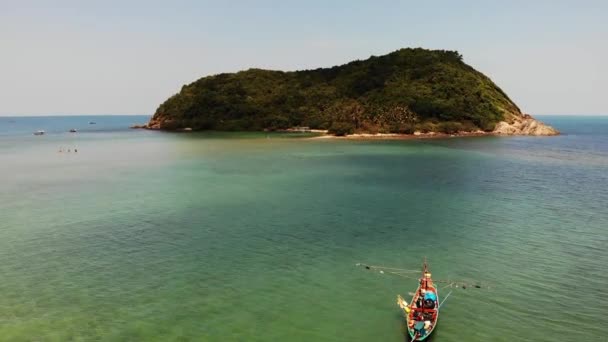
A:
[143,48,558,137]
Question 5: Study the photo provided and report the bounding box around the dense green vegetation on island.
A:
[150,48,523,135]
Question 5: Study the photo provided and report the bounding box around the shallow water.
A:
[0,115,606,341]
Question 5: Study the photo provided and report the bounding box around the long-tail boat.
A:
[397,259,438,341]
[357,259,487,341]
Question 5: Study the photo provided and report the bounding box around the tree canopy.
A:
[151,48,521,134]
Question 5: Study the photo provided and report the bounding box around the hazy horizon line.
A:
[2,113,608,118]
[0,113,152,117]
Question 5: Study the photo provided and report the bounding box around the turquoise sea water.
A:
[0,115,607,341]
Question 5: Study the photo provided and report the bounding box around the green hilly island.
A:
[147,48,557,136]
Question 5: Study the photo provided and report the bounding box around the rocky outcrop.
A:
[131,117,163,130]
[131,118,194,132]
[130,124,149,129]
[493,114,559,136]
[146,117,162,130]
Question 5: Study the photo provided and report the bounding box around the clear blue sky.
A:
[1,0,606,116]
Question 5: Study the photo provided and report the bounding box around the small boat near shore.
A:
[33,130,45,135]
[69,128,77,133]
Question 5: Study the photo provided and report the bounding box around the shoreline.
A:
[133,116,561,139]
[130,125,558,140]
[131,126,503,140]
[308,131,492,140]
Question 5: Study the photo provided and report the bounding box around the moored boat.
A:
[33,130,45,135]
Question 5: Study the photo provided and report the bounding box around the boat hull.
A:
[405,284,439,341]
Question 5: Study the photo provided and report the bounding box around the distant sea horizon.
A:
[2,113,607,117]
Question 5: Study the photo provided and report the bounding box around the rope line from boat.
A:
[356,263,491,289]
[355,263,420,273]
[441,282,454,289]
[376,270,418,280]
[434,278,488,289]
[438,290,453,310]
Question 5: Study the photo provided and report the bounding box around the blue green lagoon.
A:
[0,115,607,341]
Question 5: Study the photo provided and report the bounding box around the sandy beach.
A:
[309,130,492,140]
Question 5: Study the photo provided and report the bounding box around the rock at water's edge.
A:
[131,118,161,130]
[493,114,559,136]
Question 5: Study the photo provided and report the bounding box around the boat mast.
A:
[422,257,428,288]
